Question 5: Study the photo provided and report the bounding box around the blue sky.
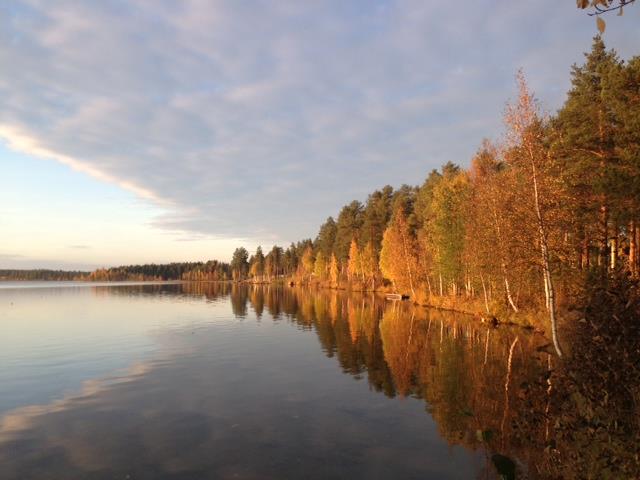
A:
[1,1,639,269]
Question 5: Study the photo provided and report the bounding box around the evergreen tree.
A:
[334,201,364,263]
[315,217,337,257]
[361,185,394,254]
[284,242,299,275]
[314,251,327,280]
[428,165,469,296]
[250,246,265,279]
[230,247,250,281]
[607,55,640,275]
[555,36,624,269]
[360,241,379,288]
[265,245,284,278]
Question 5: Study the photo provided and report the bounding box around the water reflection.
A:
[0,283,633,478]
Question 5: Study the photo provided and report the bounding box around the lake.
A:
[0,282,558,479]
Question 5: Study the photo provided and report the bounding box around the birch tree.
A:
[380,207,420,298]
[505,72,563,356]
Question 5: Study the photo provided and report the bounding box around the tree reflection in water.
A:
[210,283,638,479]
[0,282,636,479]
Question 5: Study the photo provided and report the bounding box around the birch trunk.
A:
[490,199,519,313]
[637,221,640,274]
[629,220,637,276]
[581,232,590,270]
[530,155,562,357]
[610,233,617,270]
[480,273,490,314]
[503,271,519,313]
[400,228,416,299]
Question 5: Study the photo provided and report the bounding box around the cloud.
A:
[67,245,90,250]
[0,1,638,243]
[0,124,162,203]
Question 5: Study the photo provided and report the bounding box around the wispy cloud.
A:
[0,1,638,243]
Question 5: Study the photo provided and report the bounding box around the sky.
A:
[0,1,639,270]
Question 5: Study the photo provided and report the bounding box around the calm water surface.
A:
[0,282,550,479]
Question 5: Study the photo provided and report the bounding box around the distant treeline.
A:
[0,269,88,281]
[229,37,640,354]
[1,261,232,282]
[86,261,231,281]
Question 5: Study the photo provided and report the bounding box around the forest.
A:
[1,261,231,282]
[0,269,88,281]
[227,37,640,353]
[85,260,231,281]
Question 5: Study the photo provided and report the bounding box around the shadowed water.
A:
[0,282,559,479]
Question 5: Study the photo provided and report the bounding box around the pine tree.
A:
[555,36,623,270]
[250,246,265,280]
[334,201,364,263]
[361,186,394,255]
[314,251,327,280]
[360,241,379,289]
[315,217,337,257]
[230,247,249,281]
[429,165,469,296]
[606,55,640,275]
